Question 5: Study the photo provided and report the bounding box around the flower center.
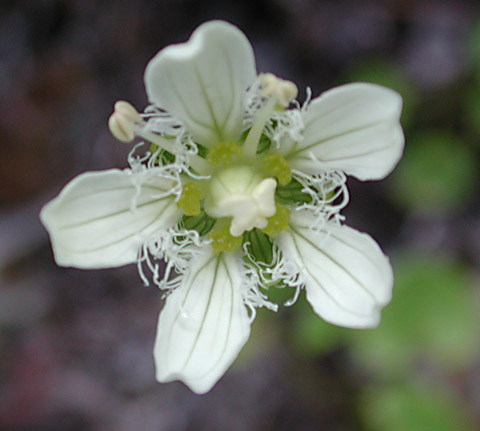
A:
[204,165,277,237]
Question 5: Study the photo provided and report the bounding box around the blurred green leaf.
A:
[388,129,478,213]
[360,383,475,431]
[349,254,480,377]
[288,294,352,357]
[468,19,480,80]
[342,59,417,129]
[235,305,280,366]
[461,85,480,138]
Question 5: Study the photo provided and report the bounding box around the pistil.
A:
[205,165,278,237]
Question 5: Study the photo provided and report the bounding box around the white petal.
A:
[154,250,251,394]
[144,21,256,147]
[277,212,393,328]
[40,169,181,269]
[287,83,404,180]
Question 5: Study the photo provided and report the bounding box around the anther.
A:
[108,101,143,143]
[260,73,298,107]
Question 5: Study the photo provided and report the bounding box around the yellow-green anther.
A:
[177,182,201,216]
[207,141,242,166]
[208,222,243,254]
[261,204,291,237]
[261,153,292,185]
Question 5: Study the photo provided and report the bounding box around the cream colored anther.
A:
[108,101,143,143]
[260,73,298,107]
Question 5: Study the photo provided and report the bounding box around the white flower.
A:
[40,21,404,394]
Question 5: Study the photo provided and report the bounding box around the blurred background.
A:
[1,0,480,430]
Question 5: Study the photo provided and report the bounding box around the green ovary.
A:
[204,165,264,218]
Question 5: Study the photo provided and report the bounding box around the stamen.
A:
[242,97,277,158]
[242,74,298,159]
[139,128,212,175]
[109,101,211,175]
[114,100,143,122]
[260,73,298,107]
[108,100,142,143]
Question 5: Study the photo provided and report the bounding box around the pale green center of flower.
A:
[162,75,303,256]
[204,165,277,237]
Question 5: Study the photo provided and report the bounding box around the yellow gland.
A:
[208,222,243,254]
[324,190,336,202]
[207,141,242,166]
[261,204,291,237]
[177,182,201,216]
[261,153,292,185]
